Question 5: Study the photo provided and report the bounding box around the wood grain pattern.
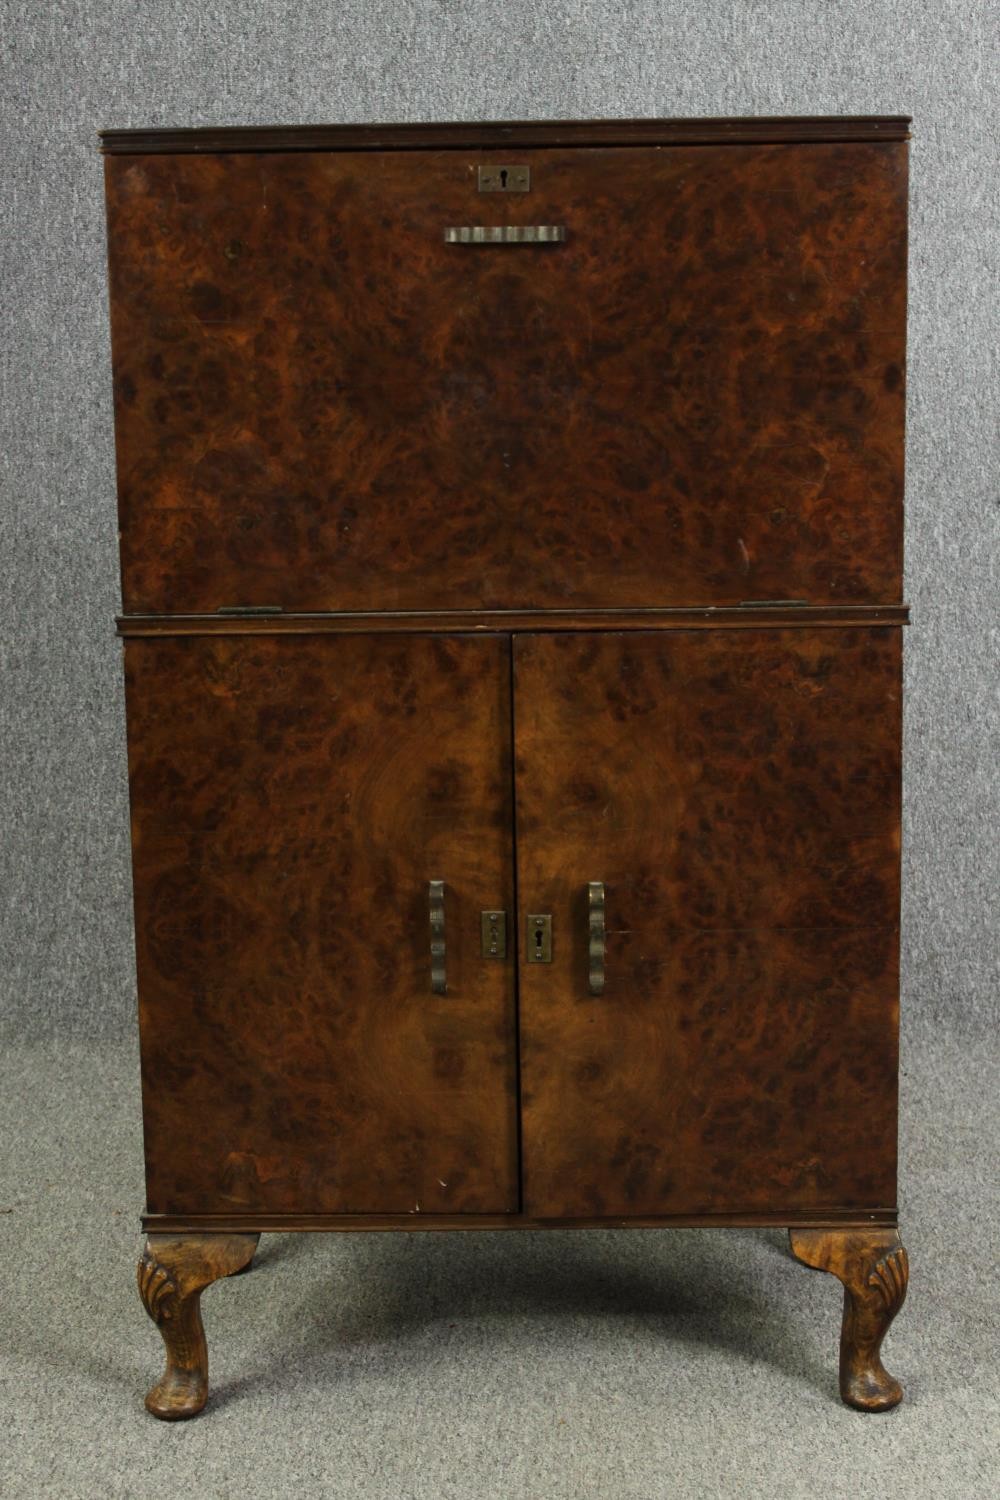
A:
[790,1227,908,1409]
[514,629,901,1217]
[126,633,518,1215]
[105,141,907,614]
[99,117,912,154]
[138,1233,258,1419]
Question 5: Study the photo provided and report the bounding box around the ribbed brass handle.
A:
[443,225,567,244]
[588,882,606,996]
[429,880,446,994]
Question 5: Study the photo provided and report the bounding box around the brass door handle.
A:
[588,882,606,996]
[443,225,567,244]
[429,880,446,994]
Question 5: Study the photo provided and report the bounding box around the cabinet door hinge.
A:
[737,599,808,607]
[215,605,284,616]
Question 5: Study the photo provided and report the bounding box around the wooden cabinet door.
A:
[513,630,901,1218]
[107,141,905,613]
[127,633,517,1215]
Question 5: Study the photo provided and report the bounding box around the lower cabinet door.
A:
[513,630,902,1218]
[127,633,518,1215]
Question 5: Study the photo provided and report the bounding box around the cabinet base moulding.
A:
[141,1210,899,1234]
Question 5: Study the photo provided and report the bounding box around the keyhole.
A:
[500,168,508,188]
[527,914,550,962]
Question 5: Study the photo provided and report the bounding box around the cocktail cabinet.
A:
[101,115,911,1418]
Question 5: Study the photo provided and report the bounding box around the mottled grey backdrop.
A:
[1,1,996,1039]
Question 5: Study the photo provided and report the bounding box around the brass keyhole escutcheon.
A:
[480,910,508,959]
[477,164,530,193]
[526,913,552,963]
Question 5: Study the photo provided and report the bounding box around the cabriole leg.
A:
[137,1233,259,1420]
[790,1227,908,1411]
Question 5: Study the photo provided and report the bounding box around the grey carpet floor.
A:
[1,1028,996,1500]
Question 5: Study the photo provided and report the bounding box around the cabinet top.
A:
[98,115,911,155]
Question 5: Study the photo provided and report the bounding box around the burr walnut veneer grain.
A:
[514,629,901,1219]
[102,117,912,1419]
[127,633,518,1216]
[105,141,906,615]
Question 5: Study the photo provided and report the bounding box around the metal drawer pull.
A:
[429,880,446,994]
[588,882,606,996]
[443,225,567,245]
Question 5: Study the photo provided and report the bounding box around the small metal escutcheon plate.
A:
[526,914,553,964]
[478,164,530,192]
[480,911,507,959]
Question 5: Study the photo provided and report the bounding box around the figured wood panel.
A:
[514,630,902,1217]
[126,634,517,1214]
[106,142,906,613]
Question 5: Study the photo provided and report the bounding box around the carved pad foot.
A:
[137,1233,259,1420]
[790,1227,908,1411]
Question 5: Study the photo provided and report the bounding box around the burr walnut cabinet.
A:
[101,115,911,1418]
